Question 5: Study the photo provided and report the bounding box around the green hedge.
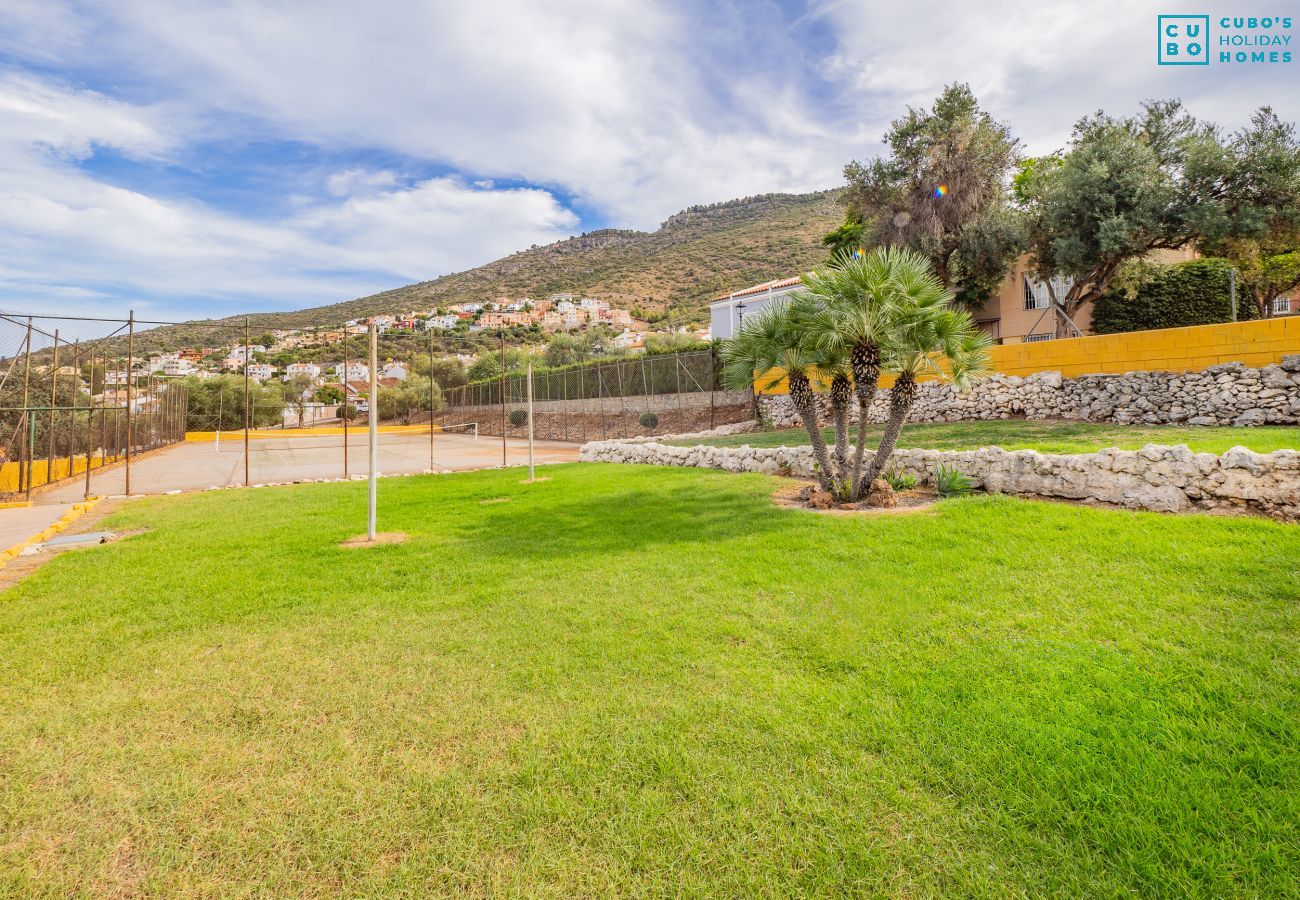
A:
[1092,258,1258,334]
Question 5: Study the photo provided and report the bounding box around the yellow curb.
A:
[0,497,103,570]
[0,500,32,509]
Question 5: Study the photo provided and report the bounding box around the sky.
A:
[0,0,1293,326]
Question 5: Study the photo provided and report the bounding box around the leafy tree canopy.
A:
[836,83,1024,308]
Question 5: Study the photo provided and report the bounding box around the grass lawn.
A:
[1,463,1297,896]
[671,419,1300,454]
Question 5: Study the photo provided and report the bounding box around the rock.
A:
[1281,354,1300,373]
[1233,409,1268,427]
[866,478,897,508]
[807,490,834,510]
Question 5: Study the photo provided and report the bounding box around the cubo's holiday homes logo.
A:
[1158,14,1293,65]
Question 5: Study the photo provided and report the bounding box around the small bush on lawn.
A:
[509,408,529,427]
[639,411,660,428]
[885,467,918,491]
[935,464,973,497]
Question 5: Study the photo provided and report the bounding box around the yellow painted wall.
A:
[0,454,121,493]
[758,316,1300,393]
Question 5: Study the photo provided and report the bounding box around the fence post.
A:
[499,332,507,466]
[67,339,79,483]
[342,327,350,478]
[243,316,251,486]
[615,360,625,437]
[675,354,685,429]
[126,311,134,495]
[27,412,36,499]
[526,360,535,482]
[436,329,441,470]
[598,364,606,441]
[48,329,59,477]
[709,348,716,431]
[20,319,31,496]
[367,323,378,541]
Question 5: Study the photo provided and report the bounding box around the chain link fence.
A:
[0,312,750,501]
[435,350,753,442]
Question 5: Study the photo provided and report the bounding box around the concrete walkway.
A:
[0,504,76,553]
[31,432,581,504]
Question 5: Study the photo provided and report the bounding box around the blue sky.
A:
[0,0,1293,325]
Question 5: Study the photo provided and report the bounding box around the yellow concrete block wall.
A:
[757,317,1300,394]
[0,454,121,493]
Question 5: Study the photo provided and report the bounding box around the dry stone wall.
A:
[758,356,1300,428]
[579,439,1300,520]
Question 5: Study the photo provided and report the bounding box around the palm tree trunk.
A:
[789,372,834,492]
[848,341,880,500]
[860,371,916,495]
[829,373,851,495]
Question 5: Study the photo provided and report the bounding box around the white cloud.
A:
[0,0,1292,320]
[0,75,579,318]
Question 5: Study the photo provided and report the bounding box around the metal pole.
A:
[84,396,93,501]
[126,312,134,495]
[526,360,535,481]
[243,317,251,486]
[27,412,35,500]
[342,328,350,478]
[48,329,58,480]
[1230,268,1238,322]
[709,347,716,431]
[436,329,441,470]
[20,320,31,496]
[68,339,79,482]
[367,323,378,541]
[499,332,507,465]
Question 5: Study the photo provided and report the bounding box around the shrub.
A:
[1091,258,1258,334]
[337,403,358,421]
[509,408,529,427]
[934,464,973,497]
[639,411,660,428]
[884,467,918,491]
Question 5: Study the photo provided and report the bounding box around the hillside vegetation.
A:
[124,190,841,352]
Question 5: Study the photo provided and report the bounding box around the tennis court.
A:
[34,428,580,504]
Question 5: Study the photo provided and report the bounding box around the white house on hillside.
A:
[379,361,409,381]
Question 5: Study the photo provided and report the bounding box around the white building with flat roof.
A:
[708,276,803,340]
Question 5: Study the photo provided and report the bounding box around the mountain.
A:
[132,189,844,350]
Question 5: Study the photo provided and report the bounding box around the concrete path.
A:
[0,504,76,552]
[32,432,581,504]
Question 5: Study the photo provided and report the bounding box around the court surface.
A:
[33,432,581,504]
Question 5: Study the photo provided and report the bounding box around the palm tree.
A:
[720,300,840,493]
[797,248,916,494]
[860,301,992,493]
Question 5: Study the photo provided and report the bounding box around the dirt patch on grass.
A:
[772,481,940,517]
[479,497,512,505]
[339,532,409,548]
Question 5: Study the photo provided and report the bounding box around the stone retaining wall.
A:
[579,439,1300,520]
[758,356,1300,428]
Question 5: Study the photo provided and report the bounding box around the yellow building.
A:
[972,249,1199,344]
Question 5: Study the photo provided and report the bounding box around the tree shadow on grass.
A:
[448,469,796,564]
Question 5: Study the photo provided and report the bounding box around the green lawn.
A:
[672,419,1300,454]
[1,464,1297,896]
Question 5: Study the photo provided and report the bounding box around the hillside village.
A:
[66,291,711,428]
